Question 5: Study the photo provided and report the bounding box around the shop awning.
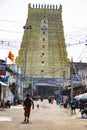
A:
[74,93,87,100]
[0,81,8,87]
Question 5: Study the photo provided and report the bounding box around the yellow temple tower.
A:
[15,3,70,81]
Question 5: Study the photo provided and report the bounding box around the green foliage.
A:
[28,82,32,90]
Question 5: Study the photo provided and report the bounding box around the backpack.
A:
[24,97,31,108]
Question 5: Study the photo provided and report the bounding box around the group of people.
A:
[48,96,55,104]
[23,93,87,122]
[69,98,87,117]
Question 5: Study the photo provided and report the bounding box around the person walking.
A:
[70,98,77,115]
[23,94,34,123]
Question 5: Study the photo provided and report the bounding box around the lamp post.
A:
[70,57,73,100]
[23,25,32,87]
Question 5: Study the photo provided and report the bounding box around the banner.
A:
[8,51,15,63]
[0,65,6,76]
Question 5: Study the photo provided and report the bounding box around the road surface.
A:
[0,99,87,130]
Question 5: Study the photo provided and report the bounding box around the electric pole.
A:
[70,57,73,100]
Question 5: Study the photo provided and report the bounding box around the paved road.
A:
[0,100,87,130]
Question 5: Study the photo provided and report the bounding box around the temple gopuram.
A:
[15,3,70,95]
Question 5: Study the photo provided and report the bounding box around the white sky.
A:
[0,0,87,63]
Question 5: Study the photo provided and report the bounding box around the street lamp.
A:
[70,57,73,100]
[23,25,32,30]
[23,25,32,87]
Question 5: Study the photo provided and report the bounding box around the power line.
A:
[0,19,23,24]
[0,19,87,46]
[65,27,87,47]
[65,27,87,35]
[0,29,21,33]
[0,40,20,49]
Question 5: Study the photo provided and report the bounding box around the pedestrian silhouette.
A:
[23,94,34,123]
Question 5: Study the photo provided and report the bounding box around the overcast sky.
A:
[0,0,87,63]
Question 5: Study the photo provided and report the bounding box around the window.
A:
[41,70,44,77]
[43,38,45,41]
[41,53,44,57]
[43,32,45,34]
[42,45,45,48]
[44,21,46,24]
[42,61,44,64]
[43,25,46,28]
[42,61,44,66]
[42,53,44,56]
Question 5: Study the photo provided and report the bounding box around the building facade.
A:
[16,3,70,80]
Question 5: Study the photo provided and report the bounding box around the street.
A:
[0,99,87,130]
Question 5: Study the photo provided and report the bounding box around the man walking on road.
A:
[70,98,77,115]
[23,94,34,123]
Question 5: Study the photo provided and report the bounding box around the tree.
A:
[28,82,32,95]
[28,82,32,90]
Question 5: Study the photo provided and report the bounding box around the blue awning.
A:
[0,81,8,86]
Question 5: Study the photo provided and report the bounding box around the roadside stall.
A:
[0,81,14,107]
